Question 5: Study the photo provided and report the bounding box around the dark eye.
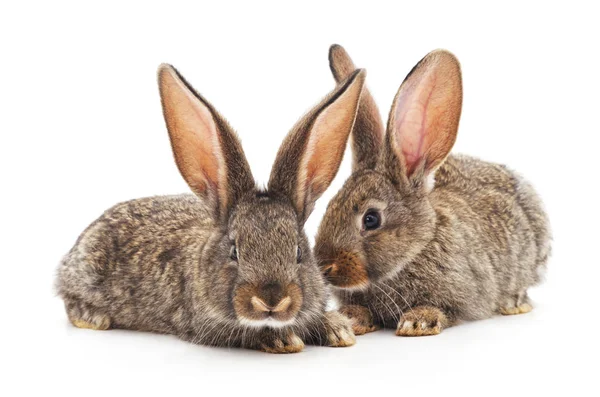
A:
[296,246,302,263]
[363,210,381,230]
[230,245,238,261]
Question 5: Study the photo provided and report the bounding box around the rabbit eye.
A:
[296,246,302,263]
[230,245,238,261]
[363,210,381,231]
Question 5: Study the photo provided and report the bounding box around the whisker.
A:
[381,280,416,318]
[372,283,401,324]
[372,293,395,327]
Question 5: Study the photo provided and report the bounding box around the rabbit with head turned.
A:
[314,45,551,336]
[56,64,367,353]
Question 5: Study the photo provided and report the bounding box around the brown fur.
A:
[56,63,366,352]
[315,45,551,335]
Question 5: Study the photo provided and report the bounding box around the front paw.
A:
[257,330,305,354]
[396,306,448,337]
[339,304,380,335]
[323,311,356,347]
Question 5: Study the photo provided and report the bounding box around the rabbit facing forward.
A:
[56,64,367,353]
[314,45,551,336]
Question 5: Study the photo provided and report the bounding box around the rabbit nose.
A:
[260,282,284,307]
[250,296,292,314]
[321,263,338,277]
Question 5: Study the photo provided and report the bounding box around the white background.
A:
[2,1,598,396]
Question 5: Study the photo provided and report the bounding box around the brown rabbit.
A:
[314,45,551,336]
[56,63,367,352]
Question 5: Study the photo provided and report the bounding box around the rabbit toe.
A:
[71,317,111,331]
[499,303,533,315]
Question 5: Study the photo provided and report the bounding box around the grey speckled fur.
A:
[56,63,366,352]
[314,45,551,335]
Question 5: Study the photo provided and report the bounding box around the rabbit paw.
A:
[66,300,111,331]
[258,331,305,354]
[500,292,533,315]
[500,303,533,315]
[339,304,380,335]
[396,306,448,337]
[323,311,356,347]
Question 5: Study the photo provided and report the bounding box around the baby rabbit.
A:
[56,63,367,353]
[314,45,551,336]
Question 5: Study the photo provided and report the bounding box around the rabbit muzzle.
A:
[320,251,369,290]
[233,282,303,327]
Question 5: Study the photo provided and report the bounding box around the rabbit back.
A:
[56,194,213,334]
[435,153,551,284]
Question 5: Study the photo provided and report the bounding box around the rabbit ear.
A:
[384,50,462,182]
[268,69,366,223]
[329,44,384,171]
[158,64,255,221]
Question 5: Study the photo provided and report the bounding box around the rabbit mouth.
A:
[237,316,297,329]
[233,282,303,327]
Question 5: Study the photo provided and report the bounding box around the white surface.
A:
[1,1,598,396]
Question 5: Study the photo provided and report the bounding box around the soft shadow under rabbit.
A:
[56,64,366,353]
[315,45,551,336]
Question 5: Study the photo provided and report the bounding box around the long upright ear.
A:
[268,69,366,223]
[158,64,255,221]
[383,50,462,183]
[329,44,384,171]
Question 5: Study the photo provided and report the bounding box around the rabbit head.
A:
[314,45,462,290]
[158,65,365,328]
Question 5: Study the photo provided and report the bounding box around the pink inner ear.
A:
[393,70,437,175]
[390,50,462,178]
[295,71,365,213]
[159,66,225,202]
